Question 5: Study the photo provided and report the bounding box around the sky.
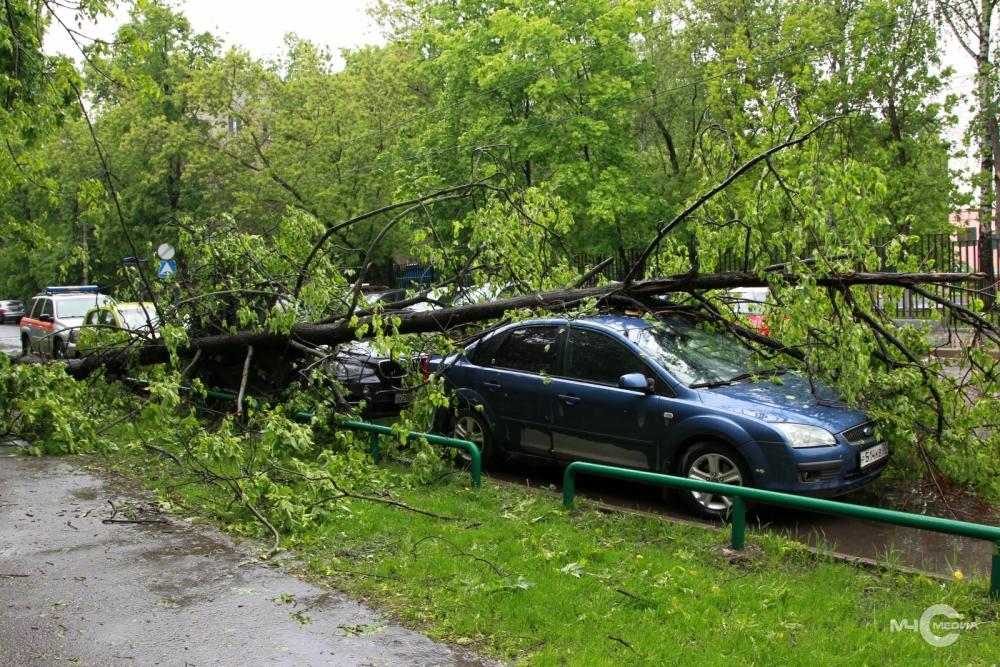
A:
[45,0,385,69]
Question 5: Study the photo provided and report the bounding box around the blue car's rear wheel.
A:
[677,441,752,519]
[453,408,496,468]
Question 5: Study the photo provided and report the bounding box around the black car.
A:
[326,342,411,418]
[0,299,24,324]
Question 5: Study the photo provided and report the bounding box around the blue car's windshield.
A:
[626,321,770,387]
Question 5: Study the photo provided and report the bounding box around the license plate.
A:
[859,442,888,469]
[394,392,411,405]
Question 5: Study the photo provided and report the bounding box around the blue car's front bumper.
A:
[760,441,890,497]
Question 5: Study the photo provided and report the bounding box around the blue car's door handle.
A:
[558,393,580,405]
[483,381,501,391]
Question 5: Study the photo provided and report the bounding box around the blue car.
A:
[431,315,889,517]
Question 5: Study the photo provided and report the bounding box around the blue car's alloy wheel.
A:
[453,409,495,467]
[679,442,750,518]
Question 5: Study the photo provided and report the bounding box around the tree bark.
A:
[975,0,997,308]
[652,113,681,175]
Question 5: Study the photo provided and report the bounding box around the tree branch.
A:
[622,117,841,285]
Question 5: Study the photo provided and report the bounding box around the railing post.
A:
[563,463,577,509]
[369,432,380,461]
[468,447,481,488]
[992,541,1000,600]
[731,495,746,550]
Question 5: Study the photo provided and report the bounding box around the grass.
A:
[94,449,1000,666]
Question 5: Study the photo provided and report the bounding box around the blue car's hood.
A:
[696,373,867,434]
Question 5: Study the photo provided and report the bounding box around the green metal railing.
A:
[562,461,1000,599]
[147,381,482,488]
[285,411,480,487]
[331,418,481,488]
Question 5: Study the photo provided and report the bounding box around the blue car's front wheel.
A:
[677,441,752,519]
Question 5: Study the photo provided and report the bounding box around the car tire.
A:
[452,408,497,468]
[21,334,31,355]
[677,441,753,520]
[52,338,65,360]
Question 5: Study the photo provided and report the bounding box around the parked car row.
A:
[12,283,889,519]
[18,286,158,359]
[0,299,24,324]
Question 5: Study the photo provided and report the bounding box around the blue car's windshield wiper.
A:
[690,368,786,389]
[689,379,733,388]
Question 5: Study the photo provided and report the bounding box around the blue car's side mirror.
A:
[619,372,653,393]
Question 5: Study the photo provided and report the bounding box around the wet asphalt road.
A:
[0,454,488,667]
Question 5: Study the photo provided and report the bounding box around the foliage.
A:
[0,0,997,544]
[0,354,114,454]
[0,0,964,295]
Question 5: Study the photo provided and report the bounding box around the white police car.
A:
[20,286,109,359]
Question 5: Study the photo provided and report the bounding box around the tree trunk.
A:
[975,0,997,309]
[55,270,980,376]
[652,113,680,175]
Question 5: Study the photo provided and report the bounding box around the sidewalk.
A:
[0,453,488,667]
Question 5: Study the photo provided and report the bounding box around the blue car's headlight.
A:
[773,423,836,448]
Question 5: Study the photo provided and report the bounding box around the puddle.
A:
[754,506,993,576]
[139,530,230,561]
[68,486,100,501]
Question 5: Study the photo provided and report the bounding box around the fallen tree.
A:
[58,270,990,376]
[11,118,1000,551]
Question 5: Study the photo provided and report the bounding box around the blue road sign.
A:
[158,259,176,279]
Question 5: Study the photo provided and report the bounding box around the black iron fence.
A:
[869,232,996,320]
